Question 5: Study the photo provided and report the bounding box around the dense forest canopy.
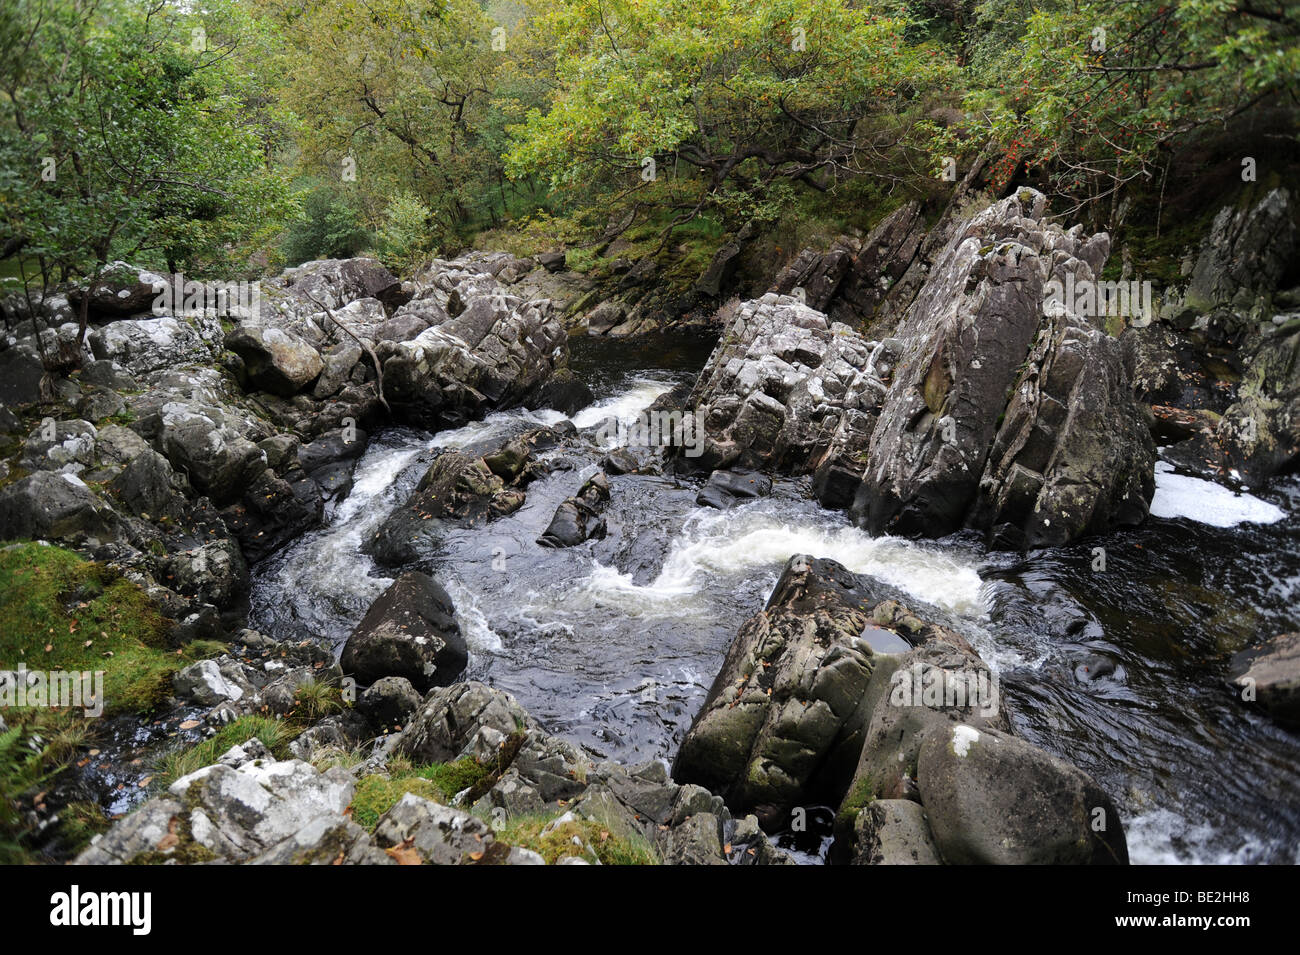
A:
[1,0,1297,289]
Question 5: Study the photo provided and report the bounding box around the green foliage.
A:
[373,191,436,273]
[281,186,372,265]
[0,0,294,297]
[506,0,955,236]
[154,714,298,788]
[961,0,1300,202]
[0,709,89,863]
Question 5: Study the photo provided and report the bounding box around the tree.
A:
[504,0,956,238]
[962,0,1300,215]
[0,0,292,350]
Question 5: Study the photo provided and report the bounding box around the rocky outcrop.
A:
[674,556,912,826]
[852,189,1154,545]
[340,572,468,693]
[78,680,794,865]
[683,294,885,474]
[685,191,1155,547]
[376,257,569,428]
[771,201,925,329]
[1165,188,1295,339]
[369,428,559,565]
[674,554,1128,864]
[0,471,122,542]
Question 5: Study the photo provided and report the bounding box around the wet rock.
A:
[695,469,773,510]
[369,448,531,565]
[297,427,369,474]
[672,555,881,824]
[537,471,609,547]
[526,366,595,416]
[220,467,323,563]
[1228,632,1300,729]
[838,635,1005,813]
[916,723,1129,864]
[341,572,468,693]
[1214,322,1300,481]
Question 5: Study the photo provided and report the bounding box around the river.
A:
[249,334,1300,864]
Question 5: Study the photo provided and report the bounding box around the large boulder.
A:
[0,471,122,542]
[340,572,468,693]
[88,314,222,376]
[368,432,554,565]
[673,556,889,825]
[916,724,1129,864]
[127,368,269,504]
[850,189,1154,546]
[68,262,169,319]
[226,325,324,396]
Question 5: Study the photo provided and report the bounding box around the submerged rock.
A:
[537,471,609,547]
[695,468,773,510]
[1229,632,1300,729]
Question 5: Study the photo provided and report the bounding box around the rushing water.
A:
[249,334,1300,865]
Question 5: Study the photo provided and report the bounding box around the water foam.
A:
[1150,461,1286,527]
[570,507,987,618]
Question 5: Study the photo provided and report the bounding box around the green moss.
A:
[348,757,495,831]
[836,775,877,830]
[495,811,659,865]
[0,542,219,715]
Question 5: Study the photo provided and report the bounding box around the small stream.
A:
[249,335,1300,864]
